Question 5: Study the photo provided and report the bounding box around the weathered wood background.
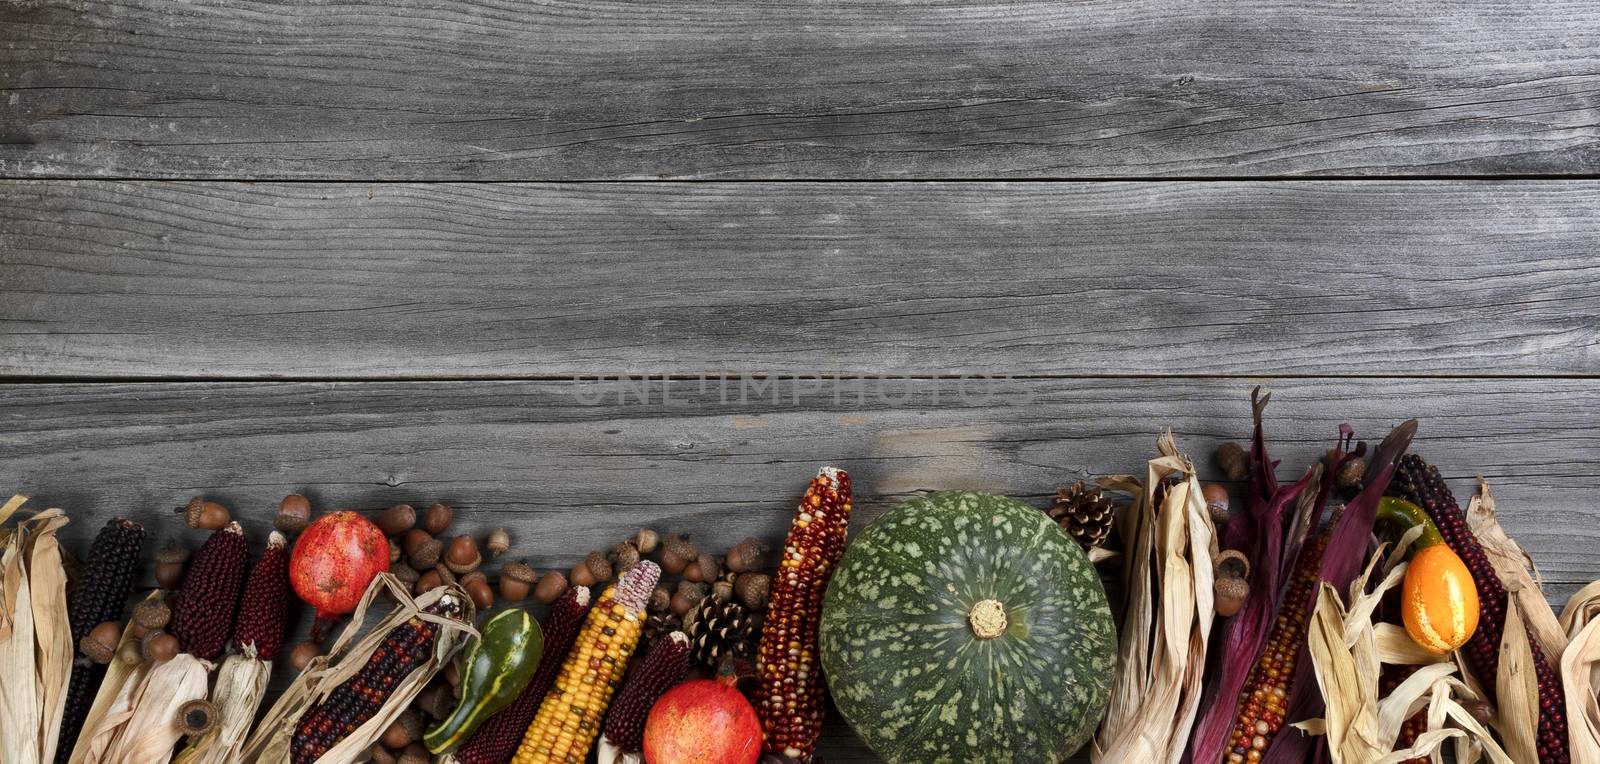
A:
[3,0,1599,761]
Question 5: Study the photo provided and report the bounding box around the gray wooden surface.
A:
[4,0,1600,761]
[3,0,1599,179]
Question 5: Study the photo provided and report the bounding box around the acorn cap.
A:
[132,599,171,630]
[154,544,191,565]
[583,550,613,582]
[177,699,217,736]
[486,528,511,558]
[502,560,537,584]
[609,540,641,571]
[725,537,767,573]
[661,533,697,562]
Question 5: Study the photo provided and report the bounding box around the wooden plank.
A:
[7,376,1599,762]
[2,0,1597,179]
[6,180,1600,378]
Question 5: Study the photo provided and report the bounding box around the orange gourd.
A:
[1379,497,1480,653]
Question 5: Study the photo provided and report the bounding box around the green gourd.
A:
[820,491,1116,764]
[424,607,543,754]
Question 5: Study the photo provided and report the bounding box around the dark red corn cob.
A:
[291,597,463,764]
[169,521,249,661]
[603,631,691,752]
[1389,454,1569,764]
[452,586,594,764]
[1380,665,1427,764]
[757,467,852,762]
[233,531,290,661]
[55,518,145,764]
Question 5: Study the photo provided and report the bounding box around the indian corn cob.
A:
[1389,454,1569,764]
[756,467,852,762]
[233,531,290,661]
[512,561,660,764]
[169,521,249,660]
[55,518,145,764]
[1222,533,1328,764]
[601,631,691,752]
[450,586,593,764]
[291,596,464,764]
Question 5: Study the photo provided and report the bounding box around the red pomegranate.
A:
[643,663,761,764]
[290,511,390,634]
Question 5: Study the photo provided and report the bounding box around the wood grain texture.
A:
[6,179,1600,378]
[3,0,1597,180]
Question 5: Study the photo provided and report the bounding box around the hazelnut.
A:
[1215,441,1249,482]
[499,561,536,601]
[659,534,697,575]
[415,569,445,595]
[377,504,417,535]
[132,599,171,631]
[634,528,660,555]
[402,529,442,570]
[421,503,453,535]
[534,570,568,604]
[735,573,771,611]
[275,494,312,535]
[153,544,190,590]
[289,641,322,671]
[486,528,511,559]
[369,745,398,764]
[609,541,641,571]
[670,581,707,617]
[1201,483,1230,526]
[647,585,671,614]
[177,497,231,530]
[142,630,179,663]
[176,698,217,736]
[571,551,611,588]
[445,535,482,575]
[725,537,766,573]
[81,621,121,665]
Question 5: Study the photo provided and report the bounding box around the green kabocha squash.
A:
[820,491,1116,764]
[424,607,543,753]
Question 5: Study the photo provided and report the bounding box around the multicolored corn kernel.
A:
[169,521,249,660]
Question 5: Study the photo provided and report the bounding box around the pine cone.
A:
[1048,481,1115,551]
[684,596,756,672]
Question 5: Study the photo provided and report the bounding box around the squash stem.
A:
[968,599,1007,639]
[1377,496,1445,549]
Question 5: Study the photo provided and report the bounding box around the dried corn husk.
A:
[1466,478,1567,663]
[242,573,475,764]
[88,653,210,764]
[1560,583,1600,763]
[0,497,73,764]
[69,592,163,764]
[1091,431,1217,764]
[1296,541,1512,764]
[171,650,270,764]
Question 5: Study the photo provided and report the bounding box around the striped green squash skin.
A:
[820,491,1115,764]
[424,607,544,754]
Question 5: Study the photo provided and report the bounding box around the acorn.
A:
[685,554,721,583]
[647,585,671,614]
[712,577,734,604]
[609,541,641,571]
[81,621,121,665]
[1201,483,1230,526]
[1213,550,1251,617]
[535,570,569,604]
[434,564,457,587]
[370,745,398,764]
[177,497,231,530]
[421,503,453,535]
[275,494,312,535]
[461,571,494,610]
[376,504,416,535]
[671,581,707,617]
[417,682,453,719]
[392,563,420,586]
[132,599,171,631]
[499,561,536,601]
[389,537,403,565]
[1336,458,1366,490]
[443,657,462,686]
[634,528,660,556]
[571,551,611,588]
[485,528,511,559]
[725,537,766,573]
[153,544,190,590]
[143,630,179,663]
[403,529,442,570]
[399,743,429,764]
[660,534,697,575]
[1214,441,1249,482]
[117,640,144,666]
[381,709,422,748]
[445,535,482,575]
[415,569,446,595]
[177,699,218,736]
[289,641,321,671]
[735,572,771,611]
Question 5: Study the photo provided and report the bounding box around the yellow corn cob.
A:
[512,561,660,764]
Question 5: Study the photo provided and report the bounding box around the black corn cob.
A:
[452,586,594,764]
[55,518,145,764]
[169,521,249,661]
[602,631,690,752]
[1389,454,1569,764]
[290,597,462,764]
[233,531,290,661]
